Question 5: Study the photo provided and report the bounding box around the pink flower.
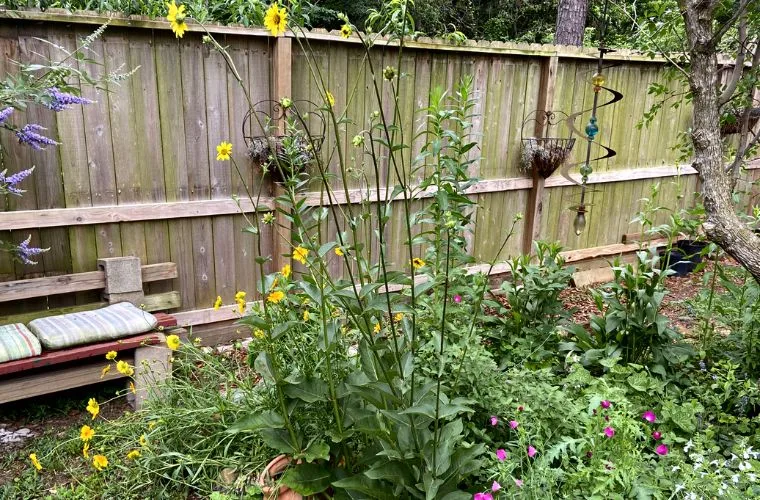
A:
[655,444,669,456]
[473,494,493,500]
[491,481,501,492]
[642,410,657,423]
[496,449,507,461]
[509,420,519,429]
[600,400,611,409]
[490,416,498,426]
[514,478,523,488]
[453,295,462,303]
[527,445,537,458]
[652,431,662,440]
[603,426,615,438]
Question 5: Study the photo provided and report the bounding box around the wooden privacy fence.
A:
[0,10,757,336]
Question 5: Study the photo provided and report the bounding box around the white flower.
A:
[744,446,754,460]
[732,474,740,484]
[730,453,738,462]
[749,473,757,482]
[675,483,685,493]
[710,460,721,467]
[739,461,752,471]
[684,440,694,453]
[672,465,681,472]
[694,454,704,463]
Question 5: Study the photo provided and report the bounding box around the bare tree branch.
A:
[710,0,757,47]
[717,16,747,107]
[726,37,760,178]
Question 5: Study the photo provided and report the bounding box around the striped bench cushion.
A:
[28,302,159,351]
[0,323,42,363]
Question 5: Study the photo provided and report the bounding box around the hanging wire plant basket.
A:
[243,100,326,183]
[519,110,576,178]
[720,107,760,136]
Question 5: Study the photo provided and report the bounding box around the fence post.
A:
[522,54,559,255]
[272,36,292,273]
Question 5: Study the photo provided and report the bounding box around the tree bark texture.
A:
[680,0,760,282]
[555,0,588,46]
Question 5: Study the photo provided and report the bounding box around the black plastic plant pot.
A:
[659,249,696,277]
[675,240,708,265]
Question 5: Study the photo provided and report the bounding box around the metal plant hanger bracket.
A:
[520,109,577,179]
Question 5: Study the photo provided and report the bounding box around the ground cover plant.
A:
[2,1,760,499]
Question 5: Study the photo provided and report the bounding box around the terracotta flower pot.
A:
[257,455,303,500]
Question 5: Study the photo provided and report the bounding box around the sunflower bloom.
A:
[268,290,285,304]
[166,334,181,350]
[92,454,108,471]
[412,257,425,269]
[281,264,291,278]
[127,450,141,460]
[325,91,335,108]
[213,295,223,310]
[293,246,308,265]
[117,360,135,377]
[105,350,117,360]
[86,398,100,420]
[373,322,381,334]
[166,0,188,38]
[335,247,344,257]
[80,425,95,442]
[216,141,232,161]
[264,3,288,37]
[100,365,111,379]
[29,453,42,471]
[340,24,352,39]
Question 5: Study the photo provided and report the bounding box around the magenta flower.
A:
[652,431,662,440]
[496,449,507,461]
[473,494,493,500]
[509,420,519,429]
[490,416,498,426]
[453,294,462,303]
[601,400,611,409]
[655,444,669,456]
[527,445,537,458]
[603,426,615,438]
[514,478,523,488]
[642,410,656,423]
[491,481,501,492]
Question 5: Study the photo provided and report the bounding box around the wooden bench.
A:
[0,257,182,408]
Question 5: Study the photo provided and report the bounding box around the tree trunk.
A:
[681,0,760,282]
[554,0,588,46]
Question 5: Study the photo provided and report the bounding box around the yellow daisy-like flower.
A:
[267,290,285,304]
[92,454,108,471]
[166,334,181,351]
[100,365,111,379]
[264,2,288,37]
[340,24,352,39]
[80,425,95,442]
[83,442,90,459]
[129,381,136,394]
[293,246,308,265]
[86,398,100,420]
[29,453,42,471]
[148,421,158,430]
[216,141,233,161]
[325,91,335,108]
[105,350,117,360]
[412,257,425,269]
[127,450,141,460]
[139,434,148,447]
[334,247,344,257]
[235,290,246,300]
[213,295,223,310]
[236,299,246,314]
[281,264,291,278]
[303,310,310,321]
[373,322,381,334]
[253,328,265,339]
[117,360,135,377]
[166,0,188,38]
[394,312,403,322]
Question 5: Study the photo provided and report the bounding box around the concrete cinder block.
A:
[103,291,145,306]
[98,257,143,294]
[132,332,173,410]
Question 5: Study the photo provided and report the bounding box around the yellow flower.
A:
[267,290,285,304]
[166,0,188,38]
[253,328,265,339]
[139,434,148,447]
[80,425,95,442]
[325,91,335,108]
[29,453,42,471]
[235,290,247,300]
[100,365,111,379]
[92,454,108,471]
[303,310,310,321]
[148,421,158,430]
[412,257,425,269]
[270,277,279,289]
[264,2,288,37]
[216,141,232,161]
[394,312,403,322]
[127,450,141,460]
[86,398,100,420]
[373,322,381,334]
[105,350,117,360]
[166,334,181,351]
[213,295,223,310]
[236,298,246,314]
[129,381,136,394]
[335,247,344,257]
[293,246,308,265]
[281,264,291,278]
[117,360,135,377]
[83,442,90,459]
[340,24,352,39]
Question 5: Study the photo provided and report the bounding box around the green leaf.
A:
[260,428,299,455]
[283,378,329,403]
[227,410,284,433]
[281,462,333,495]
[301,440,331,462]
[332,475,395,499]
